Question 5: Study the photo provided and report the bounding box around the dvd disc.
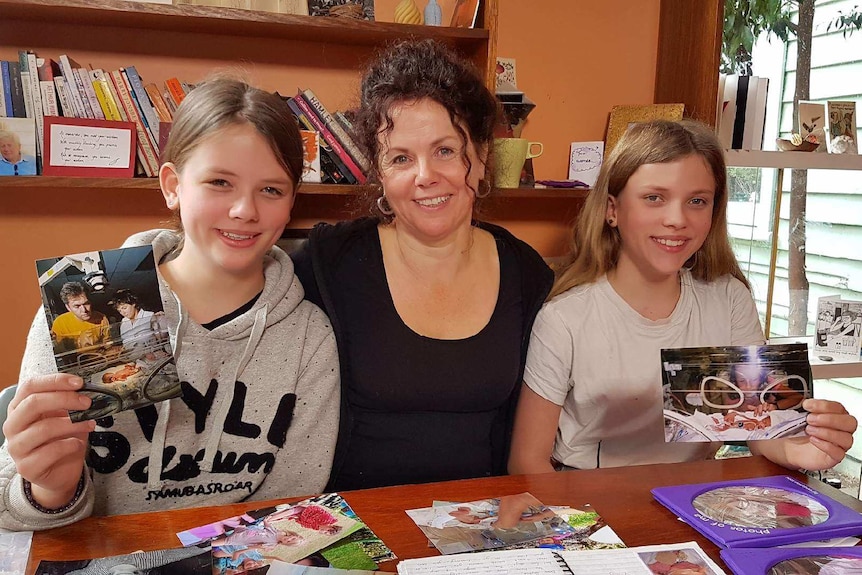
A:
[692,486,829,529]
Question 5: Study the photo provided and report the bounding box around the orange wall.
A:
[0,0,660,387]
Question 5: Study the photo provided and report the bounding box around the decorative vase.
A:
[423,0,442,26]
[394,0,423,25]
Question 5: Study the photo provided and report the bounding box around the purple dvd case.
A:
[721,546,862,574]
[651,475,862,548]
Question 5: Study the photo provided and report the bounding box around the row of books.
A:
[0,49,371,183]
[0,50,193,176]
[282,89,370,185]
[717,74,770,151]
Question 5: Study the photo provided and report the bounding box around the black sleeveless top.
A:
[331,228,523,489]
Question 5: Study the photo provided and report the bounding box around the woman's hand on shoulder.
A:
[3,374,95,509]
[751,399,857,471]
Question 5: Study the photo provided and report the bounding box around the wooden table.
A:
[27,456,862,573]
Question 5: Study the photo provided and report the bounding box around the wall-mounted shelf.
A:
[725,150,862,171]
[0,0,489,46]
[0,177,589,199]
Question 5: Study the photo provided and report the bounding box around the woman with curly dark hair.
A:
[293,39,553,490]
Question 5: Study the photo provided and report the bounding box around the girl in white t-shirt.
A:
[508,120,856,474]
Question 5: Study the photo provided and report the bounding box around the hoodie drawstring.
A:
[201,304,269,474]
[147,294,186,490]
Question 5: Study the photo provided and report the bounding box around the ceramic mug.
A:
[493,138,543,188]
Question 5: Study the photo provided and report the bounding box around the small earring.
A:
[377,194,394,216]
[607,217,616,226]
[167,198,177,208]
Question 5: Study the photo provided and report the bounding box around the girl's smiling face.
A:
[607,154,716,283]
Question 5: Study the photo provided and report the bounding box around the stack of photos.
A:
[35,544,211,575]
[721,546,862,575]
[652,475,862,548]
[177,494,390,574]
[405,497,579,555]
[473,504,624,553]
[36,246,181,422]
[661,344,811,442]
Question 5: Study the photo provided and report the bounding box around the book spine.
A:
[53,77,72,117]
[302,88,370,171]
[76,68,105,120]
[144,82,173,122]
[161,86,178,116]
[294,92,365,183]
[1,62,12,116]
[7,61,27,118]
[58,55,88,118]
[26,52,45,155]
[164,77,186,107]
[17,52,34,119]
[287,97,356,184]
[124,66,161,140]
[120,68,156,146]
[100,70,128,121]
[732,75,749,150]
[0,64,6,117]
[110,69,158,176]
[40,81,59,117]
[89,70,121,121]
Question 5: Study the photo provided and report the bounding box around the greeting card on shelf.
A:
[651,475,862,548]
[568,141,603,188]
[815,295,862,360]
[42,117,136,178]
[827,101,858,154]
[798,101,828,152]
[495,57,517,91]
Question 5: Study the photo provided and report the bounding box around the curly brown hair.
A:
[353,38,499,220]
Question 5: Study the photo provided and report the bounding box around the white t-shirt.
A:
[524,270,765,469]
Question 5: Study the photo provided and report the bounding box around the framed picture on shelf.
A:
[307,0,373,19]
[450,0,480,28]
[605,103,684,154]
[0,117,38,176]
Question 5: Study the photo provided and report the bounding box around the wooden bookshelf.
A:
[0,177,590,199]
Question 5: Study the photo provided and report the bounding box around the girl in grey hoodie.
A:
[0,78,339,531]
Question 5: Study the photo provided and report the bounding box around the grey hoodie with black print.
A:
[0,229,339,531]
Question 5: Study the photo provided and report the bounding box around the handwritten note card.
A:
[49,124,132,168]
[43,117,136,177]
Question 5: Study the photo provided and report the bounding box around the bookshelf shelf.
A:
[0,0,489,47]
[0,177,588,199]
[725,150,862,171]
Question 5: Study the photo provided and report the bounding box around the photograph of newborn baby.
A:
[661,343,811,442]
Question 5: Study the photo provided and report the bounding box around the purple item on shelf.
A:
[651,475,862,548]
[535,179,590,188]
[721,546,862,575]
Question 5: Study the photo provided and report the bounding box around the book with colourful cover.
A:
[661,343,811,443]
[293,92,365,183]
[721,546,862,575]
[405,497,578,555]
[37,245,180,422]
[651,475,862,548]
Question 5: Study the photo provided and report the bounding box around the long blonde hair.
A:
[550,119,748,300]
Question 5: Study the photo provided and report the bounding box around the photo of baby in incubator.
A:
[37,245,180,422]
[661,344,811,442]
[692,485,829,530]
